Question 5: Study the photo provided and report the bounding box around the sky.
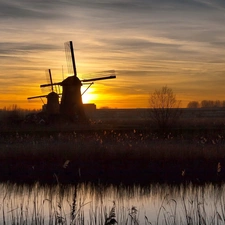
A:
[0,0,225,109]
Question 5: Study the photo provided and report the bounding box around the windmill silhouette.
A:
[40,41,116,122]
[27,69,60,114]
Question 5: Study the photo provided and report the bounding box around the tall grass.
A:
[1,110,225,184]
[1,182,225,225]
[0,128,225,184]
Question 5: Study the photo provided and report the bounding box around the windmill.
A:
[27,69,60,114]
[40,41,116,121]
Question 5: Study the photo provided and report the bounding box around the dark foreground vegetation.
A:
[1,109,225,185]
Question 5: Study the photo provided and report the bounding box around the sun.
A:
[81,86,98,104]
[82,93,92,104]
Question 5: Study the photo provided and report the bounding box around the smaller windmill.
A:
[27,69,60,114]
[40,41,116,122]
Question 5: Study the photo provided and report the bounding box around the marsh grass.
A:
[0,127,225,183]
[0,182,136,225]
[2,182,225,225]
[1,110,225,183]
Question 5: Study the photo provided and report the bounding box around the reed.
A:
[1,182,225,225]
[0,128,225,184]
[1,108,225,184]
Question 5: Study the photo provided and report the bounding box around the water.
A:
[0,182,225,224]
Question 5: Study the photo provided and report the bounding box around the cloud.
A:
[0,0,225,109]
[0,0,76,20]
[0,42,59,55]
[193,0,225,11]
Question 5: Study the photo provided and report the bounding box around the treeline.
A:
[0,105,40,125]
[187,100,225,108]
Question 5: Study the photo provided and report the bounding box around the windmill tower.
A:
[60,41,85,120]
[45,69,60,114]
[40,41,116,122]
[28,69,60,115]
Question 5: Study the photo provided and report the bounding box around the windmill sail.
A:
[48,69,54,92]
[64,41,77,76]
[45,69,54,92]
[81,75,116,83]
[27,95,47,100]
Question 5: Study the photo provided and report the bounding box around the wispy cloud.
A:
[0,0,225,108]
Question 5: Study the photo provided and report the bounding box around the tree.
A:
[187,101,200,108]
[149,86,182,130]
[201,100,214,108]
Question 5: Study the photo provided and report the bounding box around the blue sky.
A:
[0,0,225,109]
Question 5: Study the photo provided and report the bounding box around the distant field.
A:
[0,107,225,136]
[86,107,225,120]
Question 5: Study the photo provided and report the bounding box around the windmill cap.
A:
[61,76,82,86]
[47,92,59,98]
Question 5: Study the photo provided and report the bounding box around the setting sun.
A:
[81,86,98,104]
[82,92,92,104]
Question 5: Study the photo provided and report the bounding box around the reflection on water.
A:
[0,182,225,224]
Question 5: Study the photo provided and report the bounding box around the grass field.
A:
[0,108,225,184]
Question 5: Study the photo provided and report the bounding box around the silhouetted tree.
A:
[187,101,200,108]
[200,100,223,108]
[149,86,182,130]
[201,100,214,108]
[222,101,225,107]
[214,100,222,107]
[187,100,225,108]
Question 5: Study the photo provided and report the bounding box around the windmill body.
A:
[60,76,86,120]
[45,69,60,114]
[46,91,60,114]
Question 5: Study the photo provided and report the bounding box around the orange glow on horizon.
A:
[1,92,225,111]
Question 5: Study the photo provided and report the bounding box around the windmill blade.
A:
[45,69,54,92]
[64,41,77,77]
[81,70,116,79]
[81,75,116,83]
[93,70,116,77]
[40,81,62,88]
[82,82,94,95]
[40,74,116,87]
[27,95,46,105]
[41,69,62,95]
[49,69,54,92]
[27,94,47,100]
